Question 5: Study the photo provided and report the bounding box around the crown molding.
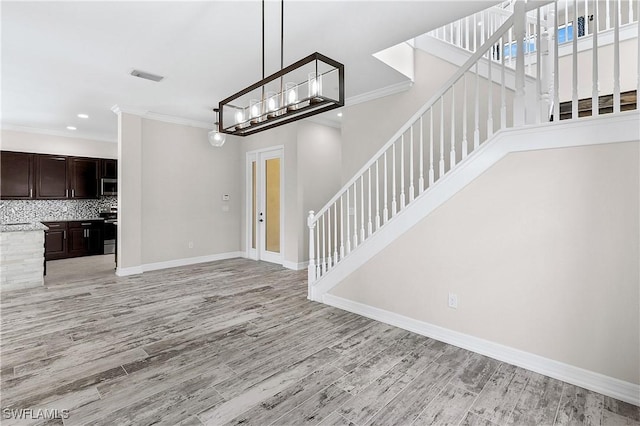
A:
[305,115,341,129]
[111,104,214,130]
[0,123,116,144]
[345,80,414,107]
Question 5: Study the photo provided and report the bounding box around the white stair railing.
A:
[426,0,639,80]
[308,0,639,289]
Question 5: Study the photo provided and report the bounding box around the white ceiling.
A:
[1,1,497,143]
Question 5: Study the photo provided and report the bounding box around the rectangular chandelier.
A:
[219,52,344,137]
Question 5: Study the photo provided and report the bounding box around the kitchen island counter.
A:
[0,222,46,291]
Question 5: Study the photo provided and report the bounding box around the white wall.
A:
[1,129,117,158]
[297,121,342,262]
[117,114,242,272]
[341,49,458,182]
[330,141,640,385]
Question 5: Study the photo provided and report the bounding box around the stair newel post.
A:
[513,0,526,126]
[307,211,316,285]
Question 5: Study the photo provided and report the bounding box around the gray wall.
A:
[330,141,640,385]
[118,114,242,269]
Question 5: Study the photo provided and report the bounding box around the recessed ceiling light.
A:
[77,114,89,119]
[66,126,77,130]
[337,112,343,117]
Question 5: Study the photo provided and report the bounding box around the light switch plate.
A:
[222,194,230,201]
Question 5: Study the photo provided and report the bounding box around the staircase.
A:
[307,0,640,301]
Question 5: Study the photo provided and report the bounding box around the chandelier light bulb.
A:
[235,109,244,124]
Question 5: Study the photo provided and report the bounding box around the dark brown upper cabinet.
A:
[36,154,69,199]
[1,151,34,199]
[2,151,108,200]
[69,157,99,199]
[101,159,117,179]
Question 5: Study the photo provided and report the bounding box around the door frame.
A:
[245,146,285,265]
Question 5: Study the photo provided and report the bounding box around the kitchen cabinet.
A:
[69,157,99,199]
[101,159,117,179]
[2,151,111,200]
[43,222,68,260]
[36,154,69,199]
[1,151,34,199]
[68,221,103,257]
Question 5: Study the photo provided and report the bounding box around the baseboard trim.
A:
[323,293,640,406]
[115,252,243,276]
[282,260,309,271]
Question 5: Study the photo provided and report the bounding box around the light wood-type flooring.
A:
[1,256,638,425]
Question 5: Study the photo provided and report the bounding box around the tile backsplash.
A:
[0,197,117,223]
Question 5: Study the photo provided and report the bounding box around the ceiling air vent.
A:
[130,69,164,82]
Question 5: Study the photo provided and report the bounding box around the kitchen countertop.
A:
[40,217,105,223]
[0,222,49,233]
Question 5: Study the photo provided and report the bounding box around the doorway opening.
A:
[246,147,284,265]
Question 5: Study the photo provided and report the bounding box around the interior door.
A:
[247,148,283,265]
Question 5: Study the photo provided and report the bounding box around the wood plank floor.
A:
[1,256,638,425]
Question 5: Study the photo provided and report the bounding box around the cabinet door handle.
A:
[72,189,75,198]
[29,188,33,198]
[66,189,69,198]
[63,230,66,240]
[81,223,92,226]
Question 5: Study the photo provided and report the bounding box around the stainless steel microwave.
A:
[101,178,117,196]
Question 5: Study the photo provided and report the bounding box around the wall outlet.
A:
[188,241,194,249]
[222,194,230,201]
[222,205,230,212]
[448,293,458,309]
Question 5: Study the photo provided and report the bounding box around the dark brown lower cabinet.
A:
[44,220,104,260]
[43,222,67,261]
[68,221,103,257]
